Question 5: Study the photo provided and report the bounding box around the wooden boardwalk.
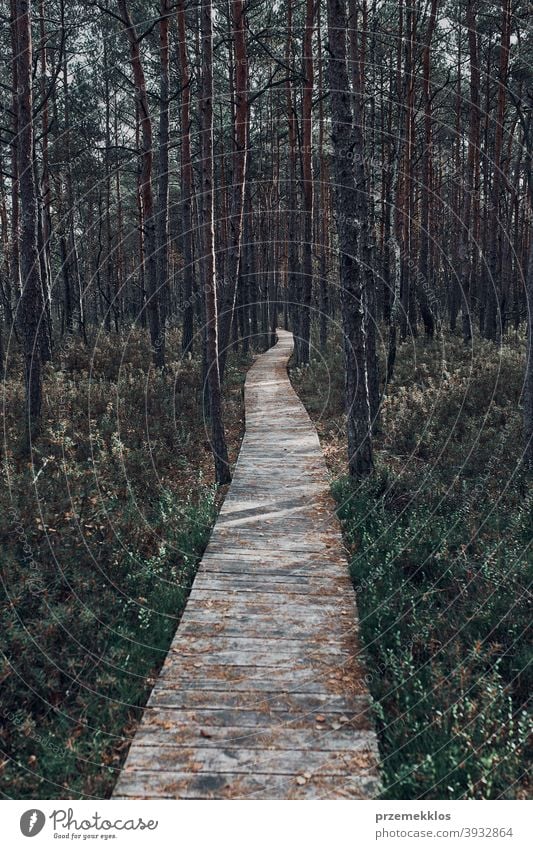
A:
[113,330,380,799]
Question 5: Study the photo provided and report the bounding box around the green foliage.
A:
[0,329,247,798]
[295,330,532,799]
[334,473,531,799]
[0,490,215,798]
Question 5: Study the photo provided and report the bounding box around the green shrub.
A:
[295,328,532,799]
[1,329,248,798]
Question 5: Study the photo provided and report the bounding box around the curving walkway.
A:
[113,330,380,799]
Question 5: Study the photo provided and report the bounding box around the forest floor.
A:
[292,328,532,799]
[0,329,252,798]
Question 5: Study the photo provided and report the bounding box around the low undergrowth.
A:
[294,328,532,799]
[0,328,250,798]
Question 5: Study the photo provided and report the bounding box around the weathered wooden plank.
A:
[186,589,356,611]
[147,689,373,717]
[132,705,373,734]
[137,707,361,729]
[176,618,345,641]
[203,549,337,567]
[189,577,346,596]
[112,330,379,800]
[163,647,350,668]
[168,636,349,655]
[152,667,369,695]
[113,771,379,800]
[133,726,376,753]
[199,561,344,577]
[118,743,379,777]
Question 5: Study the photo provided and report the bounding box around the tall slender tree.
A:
[296,0,314,366]
[285,0,300,347]
[15,0,44,445]
[485,0,511,340]
[156,0,172,331]
[200,0,231,484]
[118,0,164,368]
[218,0,249,379]
[416,0,438,339]
[326,0,373,476]
[458,0,481,345]
[177,0,195,354]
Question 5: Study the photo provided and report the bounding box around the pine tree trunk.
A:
[285,0,299,349]
[218,0,249,379]
[485,0,511,341]
[156,0,171,333]
[37,0,53,358]
[317,7,329,352]
[118,0,164,368]
[326,0,373,477]
[347,0,379,424]
[177,0,195,355]
[417,0,438,339]
[524,226,533,468]
[62,55,85,343]
[103,36,113,333]
[0,153,11,330]
[200,0,231,485]
[9,0,21,307]
[459,0,481,344]
[15,0,43,446]
[296,0,314,366]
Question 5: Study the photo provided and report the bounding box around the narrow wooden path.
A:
[113,330,380,799]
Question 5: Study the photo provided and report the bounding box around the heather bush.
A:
[0,329,248,798]
[294,329,532,799]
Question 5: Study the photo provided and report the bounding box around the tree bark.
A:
[347,0,379,424]
[285,0,300,348]
[37,0,53,358]
[118,0,164,368]
[218,0,249,379]
[326,0,373,477]
[15,0,44,445]
[62,53,85,343]
[485,0,511,341]
[317,5,329,352]
[177,0,195,355]
[9,0,21,308]
[200,0,231,484]
[296,0,314,366]
[459,0,481,344]
[524,224,533,468]
[157,0,171,331]
[417,0,438,339]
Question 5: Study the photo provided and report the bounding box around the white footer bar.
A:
[2,798,531,848]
